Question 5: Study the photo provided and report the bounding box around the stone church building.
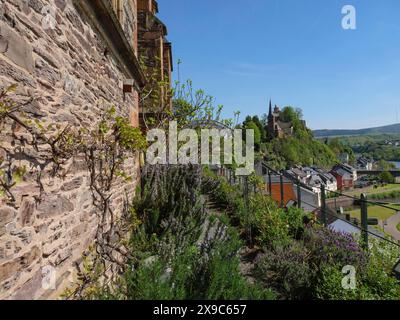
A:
[266,100,294,140]
[0,0,172,299]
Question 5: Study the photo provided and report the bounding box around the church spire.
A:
[268,99,272,117]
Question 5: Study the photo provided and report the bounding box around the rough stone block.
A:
[53,247,72,266]
[42,242,58,258]
[19,198,35,227]
[61,177,83,192]
[20,99,47,118]
[0,21,34,73]
[0,206,17,234]
[10,269,42,300]
[36,195,74,218]
[27,0,44,14]
[0,58,36,87]
[0,245,40,282]
[8,0,30,15]
[70,223,87,238]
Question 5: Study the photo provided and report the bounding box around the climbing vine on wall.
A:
[0,84,147,295]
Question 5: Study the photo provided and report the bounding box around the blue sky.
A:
[158,0,400,130]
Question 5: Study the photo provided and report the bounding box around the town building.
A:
[356,156,374,171]
[330,164,358,190]
[314,169,338,192]
[284,166,338,193]
[285,166,309,184]
[264,174,321,213]
[0,0,172,300]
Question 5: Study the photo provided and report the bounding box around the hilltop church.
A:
[266,100,294,140]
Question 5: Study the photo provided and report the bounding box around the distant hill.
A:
[313,123,400,138]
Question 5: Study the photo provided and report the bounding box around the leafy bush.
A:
[316,256,400,300]
[201,167,246,230]
[379,171,395,184]
[314,265,359,300]
[361,239,400,299]
[254,241,316,300]
[87,165,276,300]
[123,226,275,300]
[82,164,400,301]
[247,194,311,247]
[134,165,207,257]
[305,229,400,300]
[369,190,400,200]
[253,225,377,300]
[304,226,368,270]
[264,134,338,169]
[201,230,276,300]
[202,169,310,247]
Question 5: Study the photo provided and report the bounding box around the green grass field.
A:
[344,184,400,197]
[397,223,400,232]
[346,204,400,221]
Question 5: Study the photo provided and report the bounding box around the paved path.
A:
[383,212,400,242]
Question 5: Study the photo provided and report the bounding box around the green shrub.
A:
[204,231,276,300]
[303,225,368,270]
[361,239,400,299]
[314,265,359,300]
[314,237,400,300]
[369,190,400,200]
[379,171,395,184]
[123,227,276,300]
[254,241,316,300]
[88,165,277,300]
[247,194,310,247]
[247,194,290,247]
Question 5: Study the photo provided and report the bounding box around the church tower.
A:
[267,100,276,140]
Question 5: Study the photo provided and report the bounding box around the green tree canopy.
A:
[244,120,261,151]
[376,159,396,171]
[379,171,395,184]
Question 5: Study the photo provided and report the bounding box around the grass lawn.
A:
[344,184,400,197]
[346,204,400,221]
[397,223,400,232]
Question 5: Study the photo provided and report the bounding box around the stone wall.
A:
[0,0,141,299]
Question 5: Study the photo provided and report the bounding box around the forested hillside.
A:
[241,107,348,169]
[314,123,400,138]
[339,134,400,161]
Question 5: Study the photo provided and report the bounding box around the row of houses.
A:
[340,153,374,171]
[287,155,377,191]
[330,164,358,190]
[259,163,361,214]
[356,156,374,171]
[285,166,338,192]
[284,163,359,192]
[384,140,400,146]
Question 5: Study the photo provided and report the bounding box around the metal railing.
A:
[262,162,400,250]
[211,162,400,250]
